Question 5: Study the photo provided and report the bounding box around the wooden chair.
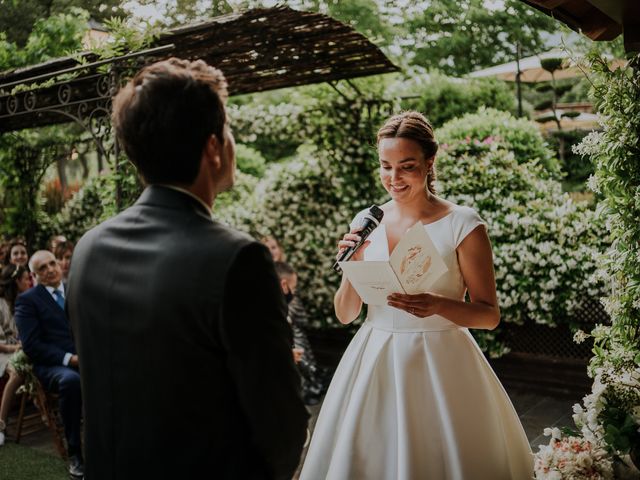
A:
[31,378,68,459]
[4,377,68,459]
[1,377,48,444]
[3,353,69,458]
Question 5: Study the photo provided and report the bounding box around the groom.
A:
[66,58,309,480]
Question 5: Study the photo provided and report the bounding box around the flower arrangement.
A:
[9,350,38,397]
[534,428,614,480]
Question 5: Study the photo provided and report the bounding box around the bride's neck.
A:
[392,192,438,220]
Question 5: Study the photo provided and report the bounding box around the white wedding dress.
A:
[300,205,533,480]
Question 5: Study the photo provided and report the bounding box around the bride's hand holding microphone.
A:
[336,229,371,263]
[332,205,384,272]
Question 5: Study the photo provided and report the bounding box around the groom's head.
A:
[112,58,230,187]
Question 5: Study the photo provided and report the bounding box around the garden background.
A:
[0,1,637,478]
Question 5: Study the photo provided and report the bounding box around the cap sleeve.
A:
[452,206,486,248]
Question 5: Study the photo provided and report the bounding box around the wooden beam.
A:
[624,21,640,53]
[520,0,622,41]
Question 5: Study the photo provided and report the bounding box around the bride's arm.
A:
[334,274,363,324]
[387,226,500,330]
[333,230,369,324]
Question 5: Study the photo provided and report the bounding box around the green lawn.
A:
[0,443,68,480]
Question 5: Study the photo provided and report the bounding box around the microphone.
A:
[332,205,384,272]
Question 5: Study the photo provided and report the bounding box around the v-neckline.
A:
[379,208,456,259]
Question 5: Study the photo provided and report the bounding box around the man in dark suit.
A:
[15,250,83,477]
[66,58,309,480]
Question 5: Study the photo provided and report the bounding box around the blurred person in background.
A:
[54,241,74,283]
[0,264,31,446]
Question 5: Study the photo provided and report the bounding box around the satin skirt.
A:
[299,315,533,480]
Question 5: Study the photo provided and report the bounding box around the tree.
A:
[0,130,73,247]
[0,7,88,71]
[405,0,558,75]
[0,0,123,47]
[121,0,234,27]
[0,9,91,244]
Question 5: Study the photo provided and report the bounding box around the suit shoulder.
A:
[75,208,126,248]
[208,220,254,246]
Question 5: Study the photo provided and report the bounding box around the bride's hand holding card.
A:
[338,222,448,306]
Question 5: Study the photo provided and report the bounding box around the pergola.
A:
[520,0,640,53]
[0,6,398,162]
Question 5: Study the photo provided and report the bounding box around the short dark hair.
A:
[112,57,229,185]
[274,261,296,279]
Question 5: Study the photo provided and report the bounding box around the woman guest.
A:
[300,111,532,479]
[0,264,31,446]
[54,241,74,282]
[3,239,28,268]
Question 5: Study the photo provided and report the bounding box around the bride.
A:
[299,111,533,480]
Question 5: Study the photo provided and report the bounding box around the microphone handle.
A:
[332,225,374,272]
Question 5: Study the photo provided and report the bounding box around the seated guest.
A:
[0,264,30,446]
[15,251,83,477]
[274,261,326,405]
[54,241,74,283]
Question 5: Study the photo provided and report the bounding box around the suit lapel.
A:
[35,284,63,312]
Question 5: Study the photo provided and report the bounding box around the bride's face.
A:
[378,137,432,202]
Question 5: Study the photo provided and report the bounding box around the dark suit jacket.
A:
[67,185,309,480]
[15,284,76,376]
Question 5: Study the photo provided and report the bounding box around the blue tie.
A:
[53,289,65,310]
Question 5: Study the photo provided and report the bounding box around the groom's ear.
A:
[202,134,222,171]
[279,278,288,294]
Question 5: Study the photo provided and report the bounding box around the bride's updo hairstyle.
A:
[376,111,439,195]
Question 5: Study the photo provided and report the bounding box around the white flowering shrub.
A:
[37,159,144,244]
[39,174,110,243]
[436,109,607,357]
[217,97,394,326]
[227,102,306,161]
[438,107,562,177]
[234,144,267,177]
[438,146,605,327]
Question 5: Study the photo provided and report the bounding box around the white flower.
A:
[573,330,589,344]
[575,452,593,469]
[543,427,562,439]
[545,471,562,480]
[586,174,601,193]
